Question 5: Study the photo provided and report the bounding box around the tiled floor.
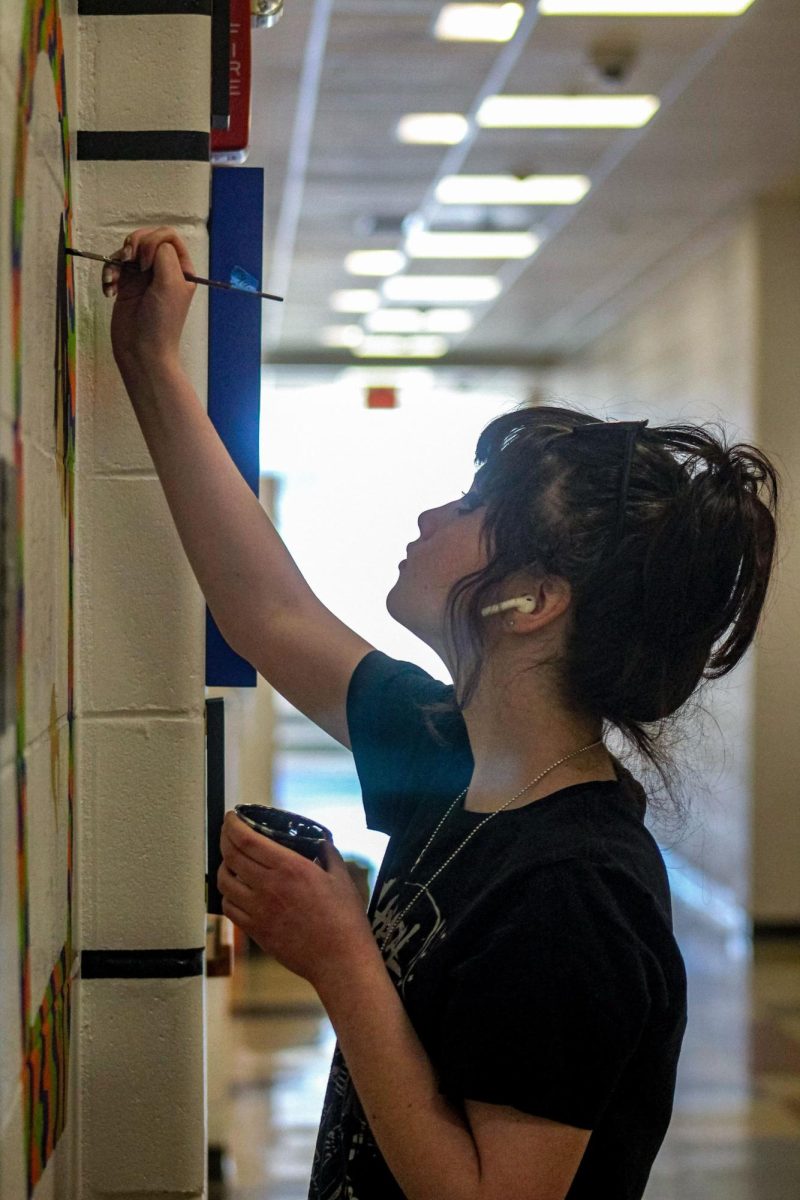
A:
[211,900,800,1200]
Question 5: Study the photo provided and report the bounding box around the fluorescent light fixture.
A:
[353,335,449,359]
[330,289,380,313]
[396,113,469,144]
[435,3,524,41]
[382,275,501,303]
[365,308,425,334]
[320,326,364,349]
[365,308,474,334]
[423,308,474,333]
[477,94,660,128]
[344,250,406,277]
[539,1,755,13]
[436,173,591,205]
[406,229,539,259]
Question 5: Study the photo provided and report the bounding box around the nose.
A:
[417,504,443,539]
[416,514,431,542]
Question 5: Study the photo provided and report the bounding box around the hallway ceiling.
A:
[245,0,800,373]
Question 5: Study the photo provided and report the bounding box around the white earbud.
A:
[480,595,537,618]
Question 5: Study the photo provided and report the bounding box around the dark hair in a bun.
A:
[418,404,781,823]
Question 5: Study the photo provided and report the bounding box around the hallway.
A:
[214,904,800,1199]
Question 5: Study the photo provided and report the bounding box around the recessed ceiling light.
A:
[330,289,381,313]
[353,335,449,359]
[320,326,365,349]
[344,250,407,276]
[477,94,660,128]
[382,276,501,303]
[365,308,474,334]
[539,1,754,13]
[435,3,524,42]
[405,229,539,259]
[436,174,591,205]
[396,113,470,144]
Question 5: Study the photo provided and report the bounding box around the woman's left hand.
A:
[218,812,378,990]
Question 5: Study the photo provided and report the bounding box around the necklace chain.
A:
[377,739,605,952]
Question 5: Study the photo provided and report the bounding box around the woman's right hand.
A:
[104,226,197,370]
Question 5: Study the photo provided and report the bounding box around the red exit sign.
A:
[366,387,398,409]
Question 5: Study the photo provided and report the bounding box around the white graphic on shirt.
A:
[371,875,448,998]
[309,872,448,1198]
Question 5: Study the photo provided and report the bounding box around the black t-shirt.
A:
[309,651,687,1200]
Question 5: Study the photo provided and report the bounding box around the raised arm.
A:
[108,227,375,748]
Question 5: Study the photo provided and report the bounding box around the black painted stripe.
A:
[79,1,212,15]
[77,130,210,161]
[753,922,800,939]
[82,948,205,978]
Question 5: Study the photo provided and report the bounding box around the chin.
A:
[386,583,431,646]
[386,582,413,632]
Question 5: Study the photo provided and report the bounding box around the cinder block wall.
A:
[1,0,213,1196]
[74,2,212,1196]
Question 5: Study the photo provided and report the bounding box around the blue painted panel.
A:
[206,166,264,687]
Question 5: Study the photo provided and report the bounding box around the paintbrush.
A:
[64,247,284,302]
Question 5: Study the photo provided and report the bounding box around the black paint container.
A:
[234,804,334,863]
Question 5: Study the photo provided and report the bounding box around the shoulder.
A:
[345,650,470,835]
[348,647,444,694]
[349,649,461,727]
[347,648,469,771]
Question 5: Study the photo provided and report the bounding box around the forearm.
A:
[116,354,312,650]
[315,942,482,1200]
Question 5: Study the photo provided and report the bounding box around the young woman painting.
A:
[103,228,779,1200]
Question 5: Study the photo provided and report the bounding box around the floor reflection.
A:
[646,912,800,1199]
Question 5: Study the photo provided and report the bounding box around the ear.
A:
[541,574,572,622]
[511,574,571,631]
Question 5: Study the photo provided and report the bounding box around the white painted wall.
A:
[749,197,800,924]
[72,4,211,1194]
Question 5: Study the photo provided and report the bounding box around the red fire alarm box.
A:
[211,0,252,162]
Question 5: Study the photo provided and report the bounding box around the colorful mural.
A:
[11,0,76,1191]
